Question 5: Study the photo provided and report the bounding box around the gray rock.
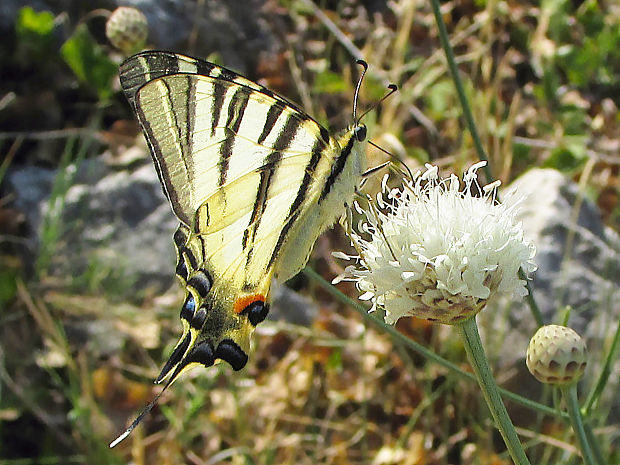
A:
[6,152,178,297]
[5,165,56,238]
[119,0,275,71]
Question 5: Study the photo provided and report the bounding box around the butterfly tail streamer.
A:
[109,362,187,448]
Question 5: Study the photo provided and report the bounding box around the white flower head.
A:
[335,162,536,325]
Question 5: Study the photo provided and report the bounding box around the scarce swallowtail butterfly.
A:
[111,50,392,447]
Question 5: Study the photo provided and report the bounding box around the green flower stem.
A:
[562,386,596,465]
[456,318,531,465]
[519,269,544,327]
[584,423,606,465]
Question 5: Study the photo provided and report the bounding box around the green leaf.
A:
[313,70,348,94]
[326,347,343,372]
[424,79,457,120]
[15,6,56,63]
[61,24,117,100]
[543,140,587,173]
[16,6,54,37]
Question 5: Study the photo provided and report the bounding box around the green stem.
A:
[428,0,490,176]
[456,318,531,465]
[584,317,620,415]
[562,386,596,465]
[519,269,544,327]
[584,423,606,465]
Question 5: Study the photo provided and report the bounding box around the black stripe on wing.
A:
[257,105,285,145]
[242,115,301,254]
[171,77,193,185]
[210,81,226,138]
[218,87,251,185]
[319,135,356,203]
[267,138,325,269]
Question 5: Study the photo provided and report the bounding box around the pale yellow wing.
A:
[119,50,365,380]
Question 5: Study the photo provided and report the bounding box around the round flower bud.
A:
[106,7,148,54]
[526,325,587,385]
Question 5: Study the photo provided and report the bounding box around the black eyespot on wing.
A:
[185,341,215,368]
[355,124,367,142]
[188,271,212,299]
[215,339,248,371]
[180,293,196,322]
[241,301,270,326]
[190,308,207,330]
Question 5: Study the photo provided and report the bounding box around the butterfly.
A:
[112,50,388,446]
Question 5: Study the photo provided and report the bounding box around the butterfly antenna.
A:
[353,59,368,123]
[109,362,186,448]
[356,84,398,125]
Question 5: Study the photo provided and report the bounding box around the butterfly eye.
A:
[215,339,248,371]
[180,293,196,321]
[355,125,367,142]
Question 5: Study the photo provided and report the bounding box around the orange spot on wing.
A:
[233,294,266,314]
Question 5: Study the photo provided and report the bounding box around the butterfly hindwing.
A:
[119,50,367,382]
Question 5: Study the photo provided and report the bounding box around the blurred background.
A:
[1,0,619,464]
